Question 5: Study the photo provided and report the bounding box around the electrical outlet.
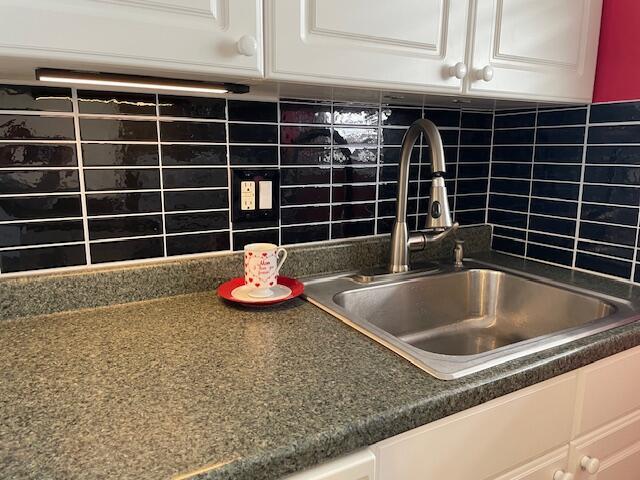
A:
[232,169,279,229]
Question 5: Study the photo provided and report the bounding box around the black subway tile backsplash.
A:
[2,86,639,283]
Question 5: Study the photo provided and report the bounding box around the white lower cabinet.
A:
[285,346,640,480]
[373,374,577,480]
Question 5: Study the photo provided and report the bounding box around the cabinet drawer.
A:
[492,446,569,480]
[375,374,578,480]
[283,450,375,480]
[577,346,640,435]
[570,409,640,480]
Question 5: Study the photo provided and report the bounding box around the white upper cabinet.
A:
[465,0,603,102]
[0,0,263,79]
[265,0,470,94]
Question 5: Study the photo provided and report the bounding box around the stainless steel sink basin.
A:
[303,260,638,379]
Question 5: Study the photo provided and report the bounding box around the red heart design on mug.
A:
[248,278,253,283]
[269,281,274,286]
[255,283,261,287]
[248,252,253,256]
[262,252,267,257]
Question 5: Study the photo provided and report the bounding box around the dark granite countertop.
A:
[2,243,640,479]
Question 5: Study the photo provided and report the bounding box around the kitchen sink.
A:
[303,260,638,379]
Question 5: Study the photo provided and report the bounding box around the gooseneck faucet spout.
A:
[388,118,458,273]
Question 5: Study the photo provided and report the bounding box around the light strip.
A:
[35,68,249,94]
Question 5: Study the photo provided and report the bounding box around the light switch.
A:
[259,181,273,209]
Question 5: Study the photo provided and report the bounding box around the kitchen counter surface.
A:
[2,250,640,480]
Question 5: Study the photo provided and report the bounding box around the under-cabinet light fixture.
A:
[35,68,249,94]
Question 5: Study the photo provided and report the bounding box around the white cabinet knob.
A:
[580,456,601,474]
[448,62,468,79]
[553,470,574,480]
[236,35,257,56]
[476,65,494,82]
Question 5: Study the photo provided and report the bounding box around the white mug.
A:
[243,243,288,298]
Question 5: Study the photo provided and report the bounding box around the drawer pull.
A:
[580,455,600,474]
[553,470,574,480]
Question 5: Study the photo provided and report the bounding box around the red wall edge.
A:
[593,0,640,103]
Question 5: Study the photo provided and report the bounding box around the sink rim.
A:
[303,260,640,380]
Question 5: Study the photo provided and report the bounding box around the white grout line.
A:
[154,94,169,258]
[224,98,234,251]
[70,88,93,266]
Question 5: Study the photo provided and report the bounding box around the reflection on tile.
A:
[280,186,330,206]
[0,220,84,248]
[531,181,579,200]
[333,147,377,165]
[333,106,378,125]
[494,112,535,128]
[0,144,76,167]
[493,128,535,144]
[0,84,72,112]
[0,170,79,194]
[0,244,86,273]
[579,222,636,246]
[228,101,277,122]
[89,215,163,240]
[536,126,585,144]
[162,144,226,166]
[532,164,581,182]
[0,195,82,221]
[165,211,229,233]
[280,167,330,185]
[577,241,634,260]
[78,90,156,115]
[82,144,158,166]
[576,252,632,279]
[0,115,75,140]
[586,146,640,165]
[158,95,225,119]
[280,126,331,145]
[529,215,576,236]
[493,146,533,162]
[281,224,329,244]
[334,127,377,145]
[228,123,278,143]
[461,112,493,129]
[233,229,279,250]
[459,146,490,163]
[455,210,486,225]
[380,146,419,164]
[332,167,376,184]
[580,203,638,226]
[80,118,156,141]
[332,203,375,221]
[162,168,227,189]
[530,198,577,218]
[86,192,162,216]
[584,166,640,185]
[423,108,460,127]
[166,231,230,255]
[590,101,640,123]
[281,206,330,225]
[84,169,159,191]
[91,237,164,263]
[381,128,407,146]
[333,185,376,202]
[381,107,421,126]
[160,120,226,142]
[581,185,640,206]
[230,146,278,165]
[527,244,572,266]
[280,147,331,165]
[537,108,586,126]
[492,236,525,255]
[331,220,374,239]
[588,125,640,144]
[460,130,492,145]
[535,145,583,163]
[280,103,331,124]
[163,189,228,211]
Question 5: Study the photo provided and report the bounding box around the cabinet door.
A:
[266,0,470,93]
[491,446,570,480]
[570,409,640,480]
[0,0,262,78]
[466,0,602,102]
[282,450,375,480]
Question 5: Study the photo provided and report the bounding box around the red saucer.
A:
[217,276,304,306]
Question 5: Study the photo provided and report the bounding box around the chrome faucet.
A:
[388,118,459,273]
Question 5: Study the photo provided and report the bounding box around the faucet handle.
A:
[453,238,465,267]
